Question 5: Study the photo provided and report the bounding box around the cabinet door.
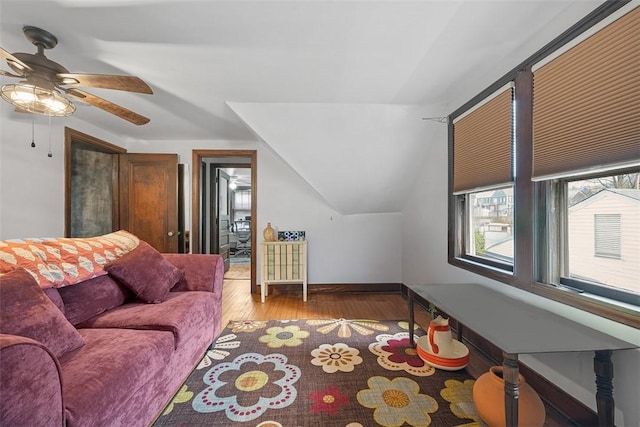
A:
[119,153,178,253]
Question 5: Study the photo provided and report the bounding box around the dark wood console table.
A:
[407,283,638,427]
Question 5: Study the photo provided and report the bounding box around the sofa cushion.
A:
[58,274,132,326]
[44,287,65,314]
[78,291,216,349]
[105,241,183,303]
[59,328,174,427]
[0,269,85,358]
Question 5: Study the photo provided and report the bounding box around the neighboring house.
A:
[476,189,513,217]
[568,189,640,294]
[484,237,513,262]
[474,189,514,262]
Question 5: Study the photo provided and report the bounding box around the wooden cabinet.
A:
[261,241,307,303]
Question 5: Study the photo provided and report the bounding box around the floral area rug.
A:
[153,319,483,427]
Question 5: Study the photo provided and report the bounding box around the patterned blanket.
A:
[0,230,139,288]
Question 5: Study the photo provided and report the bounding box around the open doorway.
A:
[224,167,252,267]
[191,150,257,293]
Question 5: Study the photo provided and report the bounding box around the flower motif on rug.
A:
[396,321,422,332]
[162,385,194,415]
[357,376,438,427]
[229,320,268,333]
[192,352,300,422]
[369,332,435,377]
[309,385,350,415]
[259,325,310,348]
[310,343,363,373]
[307,318,390,338]
[197,334,241,369]
[439,379,482,425]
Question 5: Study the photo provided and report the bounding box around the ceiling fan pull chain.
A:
[30,116,36,148]
[47,115,52,158]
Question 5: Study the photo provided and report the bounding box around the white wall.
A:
[0,106,125,239]
[113,138,403,285]
[401,125,640,427]
[1,107,402,285]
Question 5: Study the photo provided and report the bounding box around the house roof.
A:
[570,188,640,212]
[607,188,640,202]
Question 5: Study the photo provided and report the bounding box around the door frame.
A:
[192,149,257,293]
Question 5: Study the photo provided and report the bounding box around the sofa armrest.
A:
[164,253,224,296]
[0,334,65,427]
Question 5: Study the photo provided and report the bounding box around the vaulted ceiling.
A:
[1,0,602,214]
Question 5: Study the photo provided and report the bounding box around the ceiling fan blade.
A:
[58,73,153,94]
[0,69,21,78]
[66,88,150,125]
[0,47,32,73]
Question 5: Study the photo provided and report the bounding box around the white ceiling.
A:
[0,0,603,214]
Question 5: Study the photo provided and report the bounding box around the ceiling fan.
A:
[0,26,152,125]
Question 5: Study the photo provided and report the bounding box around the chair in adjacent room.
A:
[234,220,251,258]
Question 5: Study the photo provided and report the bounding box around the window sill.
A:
[449,256,514,284]
[531,282,640,329]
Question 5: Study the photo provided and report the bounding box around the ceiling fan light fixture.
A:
[1,83,75,116]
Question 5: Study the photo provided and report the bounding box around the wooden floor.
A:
[221,275,431,326]
[221,267,575,427]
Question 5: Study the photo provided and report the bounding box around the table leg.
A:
[503,352,519,427]
[408,290,415,347]
[594,350,614,427]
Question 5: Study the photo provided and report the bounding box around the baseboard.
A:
[403,284,599,427]
[261,283,402,294]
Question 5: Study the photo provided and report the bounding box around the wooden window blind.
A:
[453,85,514,194]
[532,6,640,180]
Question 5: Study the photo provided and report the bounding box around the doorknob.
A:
[167,231,174,237]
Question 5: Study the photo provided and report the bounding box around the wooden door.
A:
[215,168,231,271]
[119,154,178,253]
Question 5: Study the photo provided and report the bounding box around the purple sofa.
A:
[0,240,224,427]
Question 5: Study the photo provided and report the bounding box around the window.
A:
[448,2,640,326]
[560,172,639,305]
[450,84,515,274]
[593,214,621,259]
[234,189,251,210]
[466,186,514,265]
